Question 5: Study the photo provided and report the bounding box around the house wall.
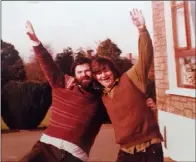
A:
[152,1,196,161]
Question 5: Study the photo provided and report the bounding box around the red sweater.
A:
[33,44,105,154]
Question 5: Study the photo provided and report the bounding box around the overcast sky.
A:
[2,1,153,61]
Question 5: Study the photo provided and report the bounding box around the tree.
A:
[86,48,94,59]
[54,47,94,75]
[54,47,74,75]
[116,57,134,74]
[96,38,122,60]
[96,38,133,73]
[1,40,26,87]
[74,47,86,59]
[25,56,47,82]
[25,43,54,82]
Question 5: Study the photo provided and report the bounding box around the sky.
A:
[2,1,153,62]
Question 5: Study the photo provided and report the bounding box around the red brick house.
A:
[152,1,195,161]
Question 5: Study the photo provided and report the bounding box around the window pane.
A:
[176,7,187,47]
[189,1,196,48]
[178,56,196,86]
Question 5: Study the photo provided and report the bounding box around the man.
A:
[20,21,106,162]
[91,9,163,162]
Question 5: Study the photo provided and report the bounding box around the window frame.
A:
[171,1,196,89]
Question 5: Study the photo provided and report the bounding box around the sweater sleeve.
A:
[126,27,153,94]
[33,43,65,88]
[81,101,106,154]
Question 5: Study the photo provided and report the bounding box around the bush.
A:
[1,81,52,129]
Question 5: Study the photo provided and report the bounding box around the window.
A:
[171,1,196,88]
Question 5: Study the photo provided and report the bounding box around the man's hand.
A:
[146,98,156,109]
[25,21,40,44]
[130,9,145,30]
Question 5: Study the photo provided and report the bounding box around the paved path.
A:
[2,125,119,162]
[2,124,174,162]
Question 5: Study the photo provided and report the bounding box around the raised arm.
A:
[25,21,65,88]
[126,9,153,94]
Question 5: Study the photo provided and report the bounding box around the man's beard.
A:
[76,76,92,89]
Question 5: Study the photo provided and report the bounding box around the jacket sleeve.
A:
[126,27,154,94]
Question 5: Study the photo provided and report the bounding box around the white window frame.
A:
[163,1,196,98]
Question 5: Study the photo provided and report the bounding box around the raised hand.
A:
[130,9,145,30]
[25,21,40,43]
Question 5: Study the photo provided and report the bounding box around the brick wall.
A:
[152,1,196,119]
